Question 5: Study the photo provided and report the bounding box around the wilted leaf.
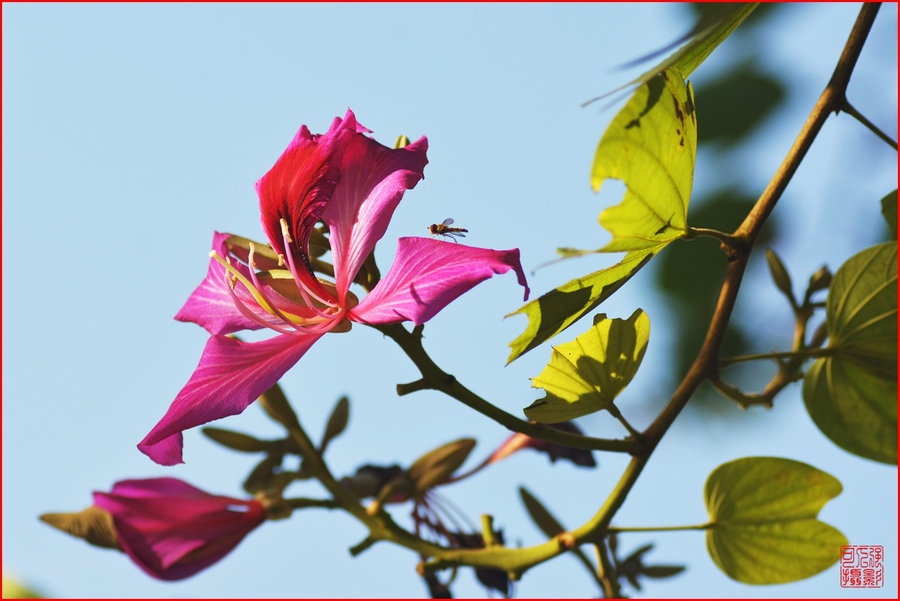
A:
[525,310,649,423]
[320,396,350,452]
[803,242,898,464]
[40,506,121,550]
[408,438,476,493]
[705,457,847,584]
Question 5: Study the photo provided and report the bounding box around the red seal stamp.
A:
[840,545,884,588]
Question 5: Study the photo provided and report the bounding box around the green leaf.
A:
[641,565,686,579]
[408,438,476,493]
[202,427,270,453]
[525,309,649,423]
[591,69,696,252]
[519,486,566,537]
[804,359,897,464]
[508,69,695,363]
[803,242,898,464]
[320,396,350,452]
[507,249,653,362]
[881,190,897,240]
[705,457,847,584]
[826,242,898,375]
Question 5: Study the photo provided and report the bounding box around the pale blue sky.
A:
[3,3,897,598]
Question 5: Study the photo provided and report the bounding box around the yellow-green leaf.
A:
[803,242,898,464]
[507,69,695,364]
[705,457,847,585]
[507,249,653,362]
[591,69,696,252]
[803,359,897,464]
[826,242,897,374]
[525,309,649,423]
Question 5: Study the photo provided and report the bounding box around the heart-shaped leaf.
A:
[803,242,897,464]
[705,457,847,584]
[525,309,649,423]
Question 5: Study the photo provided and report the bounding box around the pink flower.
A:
[93,478,266,581]
[139,110,529,465]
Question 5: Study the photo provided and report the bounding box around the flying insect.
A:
[428,218,468,242]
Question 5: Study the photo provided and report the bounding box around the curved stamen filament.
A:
[210,252,321,326]
[221,272,343,337]
[247,243,338,324]
[280,219,336,309]
[222,281,311,336]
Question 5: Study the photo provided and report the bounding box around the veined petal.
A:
[138,333,321,465]
[322,133,428,301]
[350,237,529,325]
[175,232,269,335]
[255,110,365,297]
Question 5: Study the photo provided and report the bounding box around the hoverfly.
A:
[427,218,468,242]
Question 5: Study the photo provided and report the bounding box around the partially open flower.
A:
[92,478,267,581]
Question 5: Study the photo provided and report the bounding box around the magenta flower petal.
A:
[322,134,428,300]
[350,237,530,325]
[256,110,365,299]
[93,478,266,581]
[174,232,267,335]
[138,333,321,465]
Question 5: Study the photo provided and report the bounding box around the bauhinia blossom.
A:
[92,478,267,581]
[139,109,529,465]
